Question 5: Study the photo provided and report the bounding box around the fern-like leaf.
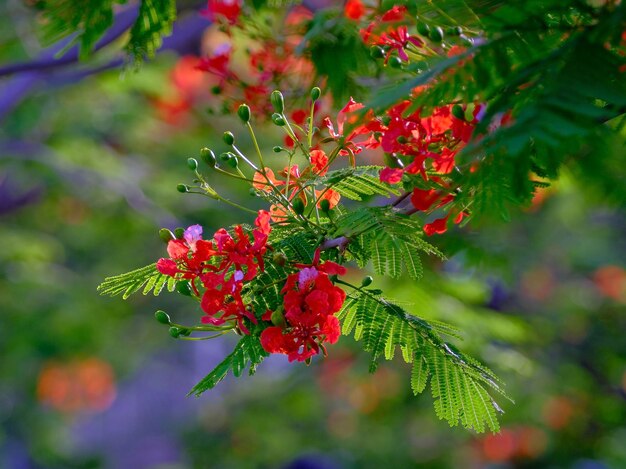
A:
[188,334,268,396]
[126,0,177,64]
[97,263,176,299]
[321,166,400,201]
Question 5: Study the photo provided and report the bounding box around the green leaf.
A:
[97,263,176,299]
[188,334,268,396]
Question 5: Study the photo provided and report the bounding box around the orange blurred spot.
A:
[517,426,548,459]
[542,396,574,430]
[593,265,626,302]
[520,267,555,301]
[481,429,517,462]
[37,358,116,413]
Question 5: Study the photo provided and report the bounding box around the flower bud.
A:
[447,26,462,36]
[249,187,258,197]
[272,252,287,266]
[292,198,305,215]
[417,22,430,36]
[169,326,181,338]
[451,104,465,120]
[177,184,189,193]
[370,46,385,59]
[187,157,198,171]
[200,148,216,167]
[361,276,373,287]
[270,309,286,327]
[159,228,175,243]
[273,145,283,153]
[272,113,286,126]
[179,328,191,336]
[429,26,444,42]
[320,199,331,213]
[223,131,235,146]
[237,104,251,123]
[270,90,285,113]
[389,56,403,69]
[176,281,192,296]
[174,227,185,239]
[155,310,171,325]
[219,152,231,162]
[226,155,239,168]
[310,87,321,101]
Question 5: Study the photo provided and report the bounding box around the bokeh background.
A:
[1,2,625,468]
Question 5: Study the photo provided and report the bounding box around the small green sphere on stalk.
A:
[271,90,285,113]
[272,113,286,126]
[237,104,251,123]
[223,131,235,146]
[310,87,321,101]
[155,310,171,325]
[200,148,216,167]
[158,228,175,244]
[187,157,198,171]
[177,184,189,193]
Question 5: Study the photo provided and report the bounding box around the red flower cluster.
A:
[260,250,346,362]
[200,0,242,25]
[156,210,271,333]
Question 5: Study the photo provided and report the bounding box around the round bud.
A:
[226,155,239,168]
[174,227,185,239]
[155,310,171,325]
[177,184,189,193]
[447,26,463,36]
[389,56,403,69]
[179,328,191,337]
[176,281,192,296]
[159,228,175,244]
[292,198,305,215]
[219,152,232,162]
[270,309,286,327]
[460,34,474,47]
[361,276,373,287]
[429,26,444,42]
[211,85,222,95]
[187,157,198,171]
[396,135,408,144]
[310,87,321,101]
[370,46,385,59]
[417,22,430,36]
[271,113,286,126]
[237,104,251,123]
[200,148,216,167]
[320,199,331,213]
[273,146,283,153]
[270,90,285,113]
[383,153,404,169]
[451,104,465,120]
[249,187,258,197]
[169,326,181,338]
[223,131,235,146]
[272,252,287,266]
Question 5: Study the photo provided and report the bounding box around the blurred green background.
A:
[1,3,625,468]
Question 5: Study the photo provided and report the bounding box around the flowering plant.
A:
[95,0,626,434]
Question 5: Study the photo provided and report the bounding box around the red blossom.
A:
[344,0,366,21]
[200,0,242,25]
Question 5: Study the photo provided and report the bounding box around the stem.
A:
[246,122,267,170]
[231,144,259,172]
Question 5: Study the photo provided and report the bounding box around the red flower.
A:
[200,0,242,25]
[344,0,366,21]
[378,26,422,63]
[379,167,404,184]
[310,149,329,175]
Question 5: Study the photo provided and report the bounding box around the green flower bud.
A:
[174,227,185,239]
[396,135,408,144]
[429,26,444,42]
[389,56,403,69]
[226,155,239,168]
[211,85,222,95]
[273,145,283,153]
[270,309,286,327]
[159,228,175,244]
[272,252,287,266]
[237,104,251,123]
[176,281,192,296]
[320,199,331,213]
[361,276,373,287]
[179,328,191,336]
[219,152,231,162]
[270,90,285,113]
[460,34,474,47]
[370,45,385,59]
[451,104,465,120]
[383,153,404,168]
[200,148,216,167]
[249,187,258,197]
[272,113,286,126]
[169,326,181,338]
[417,22,430,36]
[292,198,305,215]
[223,131,235,146]
[155,310,171,325]
[310,87,321,101]
[177,184,189,193]
[187,157,198,171]
[447,26,463,36]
